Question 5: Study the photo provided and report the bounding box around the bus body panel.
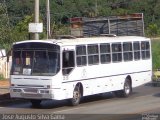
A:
[61,59,152,97]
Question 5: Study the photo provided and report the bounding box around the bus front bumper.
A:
[10,88,63,100]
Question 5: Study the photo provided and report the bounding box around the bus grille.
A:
[24,88,38,93]
[17,85,44,88]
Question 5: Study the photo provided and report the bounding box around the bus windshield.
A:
[11,43,60,76]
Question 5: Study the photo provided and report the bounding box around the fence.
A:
[0,57,11,79]
[70,13,144,37]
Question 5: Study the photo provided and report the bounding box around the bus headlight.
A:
[13,89,22,93]
[40,90,49,94]
[47,85,51,89]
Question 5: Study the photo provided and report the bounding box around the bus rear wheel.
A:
[69,85,81,106]
[30,99,42,107]
[114,79,132,97]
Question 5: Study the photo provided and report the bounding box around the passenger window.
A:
[62,51,75,75]
[141,41,150,59]
[100,43,111,64]
[112,43,122,62]
[123,42,133,61]
[133,42,141,60]
[76,45,87,66]
[87,44,99,65]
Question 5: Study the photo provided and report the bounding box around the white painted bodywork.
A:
[10,36,152,100]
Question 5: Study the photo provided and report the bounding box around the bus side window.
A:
[133,41,141,60]
[62,51,75,75]
[112,43,122,62]
[141,41,150,59]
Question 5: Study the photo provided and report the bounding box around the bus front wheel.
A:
[69,85,81,106]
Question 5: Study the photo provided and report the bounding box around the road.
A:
[0,83,160,120]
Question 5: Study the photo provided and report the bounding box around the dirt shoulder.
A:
[0,80,9,97]
[0,80,9,87]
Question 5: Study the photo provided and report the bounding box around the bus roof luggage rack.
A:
[55,35,76,39]
[100,34,117,37]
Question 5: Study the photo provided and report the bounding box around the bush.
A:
[146,23,160,37]
[0,74,4,80]
[152,39,160,69]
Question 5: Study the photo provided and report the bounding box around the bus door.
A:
[62,50,75,77]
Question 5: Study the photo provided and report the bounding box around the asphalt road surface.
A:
[0,83,160,120]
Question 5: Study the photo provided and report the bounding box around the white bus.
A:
[10,36,152,107]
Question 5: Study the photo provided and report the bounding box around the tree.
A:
[11,15,47,41]
[11,15,33,42]
[0,0,11,50]
[146,23,160,37]
[55,0,64,5]
[2,0,160,39]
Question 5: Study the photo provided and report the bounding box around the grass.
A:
[0,74,5,81]
[151,39,160,70]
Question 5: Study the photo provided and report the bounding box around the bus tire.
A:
[115,79,132,97]
[69,85,81,106]
[30,99,41,107]
[122,79,132,97]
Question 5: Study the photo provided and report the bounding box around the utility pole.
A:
[34,0,39,40]
[46,0,51,39]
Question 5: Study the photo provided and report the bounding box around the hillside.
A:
[0,0,160,49]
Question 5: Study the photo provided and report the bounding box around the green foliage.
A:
[0,74,4,80]
[10,15,47,42]
[0,3,11,50]
[1,0,160,48]
[16,15,33,32]
[152,40,160,69]
[11,15,33,42]
[146,24,160,37]
[51,23,70,36]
